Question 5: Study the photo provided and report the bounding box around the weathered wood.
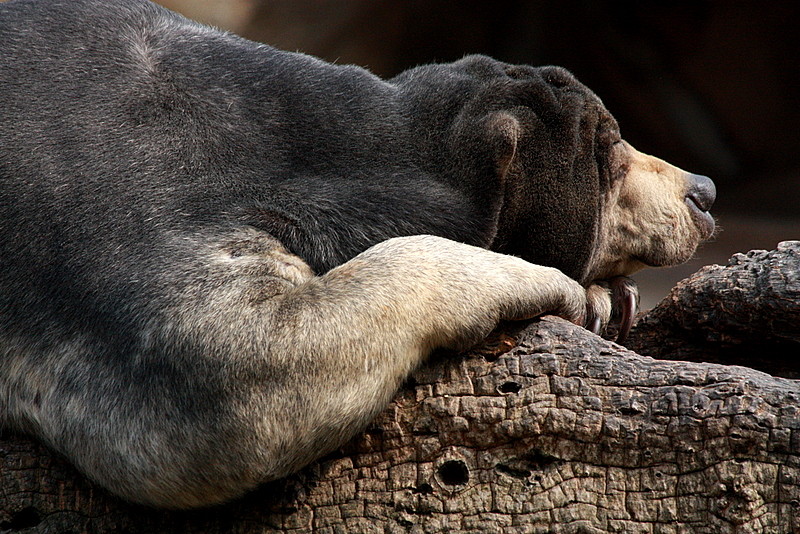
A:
[628,240,800,378]
[2,244,800,533]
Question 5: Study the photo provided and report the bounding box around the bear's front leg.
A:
[261,234,590,474]
[20,233,589,509]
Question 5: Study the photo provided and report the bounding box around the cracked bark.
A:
[2,242,799,534]
[626,240,800,380]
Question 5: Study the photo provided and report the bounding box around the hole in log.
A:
[524,450,561,469]
[498,381,522,394]
[438,460,469,485]
[496,463,532,479]
[0,507,41,530]
[412,483,433,494]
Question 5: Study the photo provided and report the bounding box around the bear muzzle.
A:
[685,173,716,239]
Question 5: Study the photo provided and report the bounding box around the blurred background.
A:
[125,2,800,307]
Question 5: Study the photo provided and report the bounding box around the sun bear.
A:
[0,0,715,508]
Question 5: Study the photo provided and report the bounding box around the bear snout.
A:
[685,173,716,238]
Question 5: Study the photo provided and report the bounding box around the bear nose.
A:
[686,173,716,212]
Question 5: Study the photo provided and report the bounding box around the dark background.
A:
[161,1,800,308]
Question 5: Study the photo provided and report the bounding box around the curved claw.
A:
[588,315,602,335]
[615,290,636,343]
[610,277,639,344]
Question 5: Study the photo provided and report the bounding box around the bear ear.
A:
[484,111,521,179]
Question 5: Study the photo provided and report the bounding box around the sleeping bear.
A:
[0,0,715,508]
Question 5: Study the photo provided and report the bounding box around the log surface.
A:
[628,240,800,378]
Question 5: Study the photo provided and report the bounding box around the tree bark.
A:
[2,242,799,534]
[627,240,800,379]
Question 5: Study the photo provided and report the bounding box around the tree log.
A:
[2,243,799,533]
[627,240,800,379]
